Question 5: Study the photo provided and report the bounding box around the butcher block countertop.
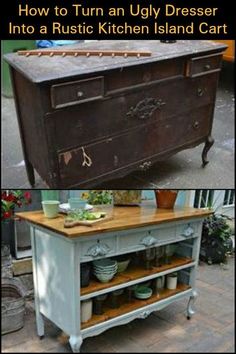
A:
[16,203,212,238]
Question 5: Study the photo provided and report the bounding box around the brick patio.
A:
[2,255,235,353]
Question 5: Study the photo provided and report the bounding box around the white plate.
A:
[59,203,93,213]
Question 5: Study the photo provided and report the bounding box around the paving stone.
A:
[12,258,32,276]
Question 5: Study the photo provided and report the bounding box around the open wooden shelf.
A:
[81,256,193,296]
[81,283,191,330]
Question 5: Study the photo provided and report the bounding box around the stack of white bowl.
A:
[93,259,118,283]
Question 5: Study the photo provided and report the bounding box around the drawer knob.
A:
[193,121,199,130]
[86,243,110,257]
[127,97,166,120]
[77,91,84,98]
[140,235,157,247]
[139,161,151,171]
[204,64,211,71]
[182,224,194,237]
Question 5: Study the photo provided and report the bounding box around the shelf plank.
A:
[81,256,193,296]
[81,283,191,330]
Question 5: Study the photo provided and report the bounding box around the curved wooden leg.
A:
[25,159,35,187]
[202,136,214,167]
[186,290,198,319]
[69,335,83,353]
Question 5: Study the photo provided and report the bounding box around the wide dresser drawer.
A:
[47,73,218,151]
[58,105,212,186]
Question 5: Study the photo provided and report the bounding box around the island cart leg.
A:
[186,289,198,320]
[69,335,83,353]
[30,227,45,338]
[202,135,214,167]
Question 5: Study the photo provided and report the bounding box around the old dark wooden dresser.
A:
[5,40,227,188]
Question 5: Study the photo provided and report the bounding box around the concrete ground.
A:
[2,255,235,353]
[1,62,234,189]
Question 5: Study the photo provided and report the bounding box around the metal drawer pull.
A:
[140,235,157,247]
[197,88,204,97]
[77,91,84,98]
[193,121,199,130]
[182,224,194,237]
[127,97,166,120]
[139,161,152,171]
[86,243,110,257]
[204,64,211,70]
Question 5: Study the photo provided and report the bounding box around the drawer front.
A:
[118,224,176,253]
[49,74,218,151]
[106,58,184,94]
[80,236,116,262]
[58,105,212,185]
[51,76,104,109]
[176,220,202,239]
[186,54,222,78]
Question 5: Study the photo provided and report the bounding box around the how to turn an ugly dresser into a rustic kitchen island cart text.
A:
[17,204,212,352]
[4,40,227,188]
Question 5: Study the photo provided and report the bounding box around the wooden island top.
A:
[16,203,212,238]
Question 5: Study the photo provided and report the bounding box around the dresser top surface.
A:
[4,40,227,83]
[16,204,212,238]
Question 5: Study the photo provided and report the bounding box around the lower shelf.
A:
[81,283,190,330]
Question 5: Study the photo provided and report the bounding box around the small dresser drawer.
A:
[186,53,222,77]
[176,220,202,239]
[80,235,116,261]
[51,76,104,109]
[118,224,176,253]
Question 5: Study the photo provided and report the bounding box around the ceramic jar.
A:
[166,273,178,290]
[156,275,165,290]
[81,299,92,323]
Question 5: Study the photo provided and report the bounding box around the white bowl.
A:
[93,259,117,268]
[95,273,115,283]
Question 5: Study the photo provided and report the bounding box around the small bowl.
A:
[93,259,117,268]
[117,259,130,273]
[94,273,116,283]
[135,286,153,300]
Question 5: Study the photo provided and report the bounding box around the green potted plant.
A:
[200,214,233,264]
[154,190,178,209]
[1,190,31,254]
[82,190,113,212]
[113,190,142,206]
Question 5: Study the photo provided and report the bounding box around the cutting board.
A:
[64,214,113,228]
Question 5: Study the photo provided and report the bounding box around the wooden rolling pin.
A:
[17,49,152,58]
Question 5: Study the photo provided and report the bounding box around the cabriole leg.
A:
[69,335,83,353]
[202,136,214,167]
[187,290,198,320]
[25,159,35,187]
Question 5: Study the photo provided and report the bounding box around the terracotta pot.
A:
[154,190,178,209]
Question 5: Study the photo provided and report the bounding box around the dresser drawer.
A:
[80,235,116,262]
[57,104,212,186]
[105,58,184,94]
[118,224,176,253]
[176,220,203,239]
[186,54,222,77]
[48,74,218,151]
[51,76,104,109]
